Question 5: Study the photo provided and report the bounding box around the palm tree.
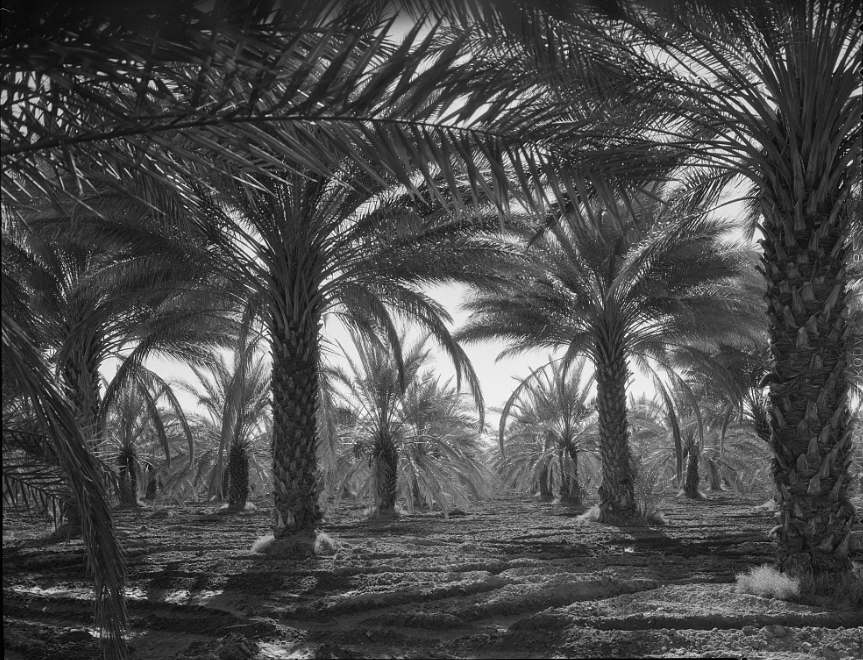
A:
[3,195,237,527]
[329,335,489,516]
[176,324,271,512]
[2,315,127,659]
[103,367,194,507]
[459,187,762,521]
[497,356,597,504]
[192,149,515,550]
[588,0,861,580]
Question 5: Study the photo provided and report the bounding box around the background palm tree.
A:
[2,315,127,659]
[103,367,194,507]
[497,356,597,505]
[459,186,762,521]
[175,323,271,511]
[329,335,489,516]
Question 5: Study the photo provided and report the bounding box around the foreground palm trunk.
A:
[595,337,637,520]
[61,346,103,526]
[227,442,249,511]
[762,202,856,578]
[269,311,322,551]
[683,446,701,499]
[373,433,399,515]
[558,443,582,504]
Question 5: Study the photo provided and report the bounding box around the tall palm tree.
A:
[193,150,513,551]
[459,187,762,521]
[329,335,489,515]
[177,324,271,511]
[103,367,194,507]
[452,0,859,580]
[497,356,597,504]
[592,0,861,580]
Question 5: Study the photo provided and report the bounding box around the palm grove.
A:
[1,1,860,657]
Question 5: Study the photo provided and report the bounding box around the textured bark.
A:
[373,433,399,515]
[683,446,701,499]
[61,343,102,448]
[761,197,856,578]
[558,442,582,504]
[144,464,158,500]
[538,465,554,500]
[269,312,322,543]
[60,338,103,524]
[228,443,249,511]
[118,450,138,507]
[595,334,637,520]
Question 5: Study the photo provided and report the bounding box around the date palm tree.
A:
[103,367,195,507]
[194,150,515,551]
[2,315,127,659]
[590,0,861,580]
[459,187,762,521]
[329,335,489,516]
[497,356,597,504]
[177,324,271,512]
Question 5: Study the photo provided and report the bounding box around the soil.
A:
[3,492,862,659]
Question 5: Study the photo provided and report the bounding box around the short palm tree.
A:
[459,187,762,521]
[177,326,271,512]
[497,356,597,504]
[103,367,194,507]
[329,335,489,516]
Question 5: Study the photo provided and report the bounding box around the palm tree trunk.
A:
[61,346,102,527]
[761,199,856,578]
[228,442,249,511]
[683,446,701,499]
[558,442,581,504]
[538,464,554,500]
[595,337,637,521]
[118,451,138,507]
[269,309,322,549]
[373,433,399,515]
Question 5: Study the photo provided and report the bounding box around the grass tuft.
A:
[735,565,799,601]
[577,504,665,527]
[251,531,335,558]
[314,532,338,556]
[250,534,274,554]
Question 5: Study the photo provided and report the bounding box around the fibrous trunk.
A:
[538,464,554,500]
[683,446,701,499]
[595,334,637,520]
[373,433,399,515]
[761,197,855,578]
[269,308,322,546]
[558,442,582,504]
[118,449,138,507]
[60,341,102,524]
[228,442,249,511]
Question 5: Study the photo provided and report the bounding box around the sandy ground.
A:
[3,492,862,659]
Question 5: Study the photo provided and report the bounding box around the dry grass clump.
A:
[251,531,337,557]
[576,504,665,527]
[314,532,338,556]
[735,565,799,600]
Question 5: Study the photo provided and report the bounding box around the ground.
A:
[3,493,862,659]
